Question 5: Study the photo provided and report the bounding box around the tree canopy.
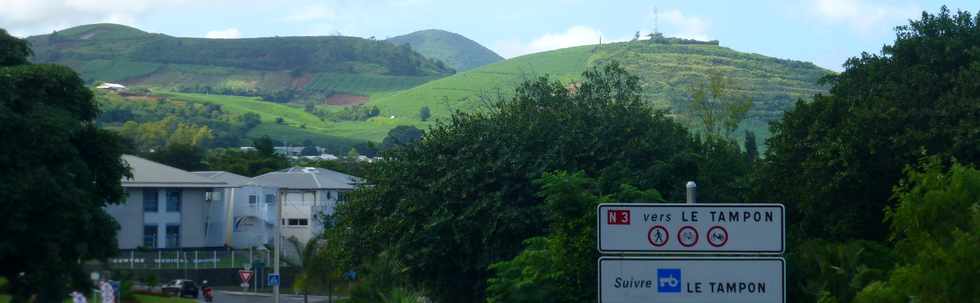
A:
[0,29,130,301]
[755,7,980,241]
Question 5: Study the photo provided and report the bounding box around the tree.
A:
[275,116,285,124]
[419,106,431,121]
[755,7,980,241]
[329,63,703,302]
[380,125,423,150]
[345,147,359,161]
[147,143,207,171]
[254,135,277,157]
[853,159,980,303]
[300,139,319,156]
[0,30,130,301]
[744,130,758,162]
[686,71,752,139]
[240,112,262,130]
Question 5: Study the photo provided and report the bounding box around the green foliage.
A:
[418,106,431,121]
[380,125,424,150]
[146,143,207,171]
[755,7,980,241]
[789,239,895,303]
[744,130,758,162]
[325,105,381,122]
[686,70,753,138]
[204,137,289,176]
[0,30,130,301]
[486,237,563,303]
[329,63,725,302]
[345,251,410,303]
[851,159,980,302]
[386,29,503,71]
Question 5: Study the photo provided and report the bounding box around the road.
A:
[199,291,339,303]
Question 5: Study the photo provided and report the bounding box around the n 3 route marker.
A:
[597,203,785,254]
[598,256,786,303]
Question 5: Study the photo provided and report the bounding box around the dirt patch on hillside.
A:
[325,94,369,106]
[290,73,314,89]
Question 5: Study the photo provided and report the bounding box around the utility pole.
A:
[274,189,283,303]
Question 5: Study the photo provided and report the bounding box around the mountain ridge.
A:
[386,29,503,71]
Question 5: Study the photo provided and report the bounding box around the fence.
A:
[104,248,277,270]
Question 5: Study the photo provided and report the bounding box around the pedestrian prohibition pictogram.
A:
[647,225,669,247]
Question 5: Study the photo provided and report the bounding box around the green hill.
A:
[370,40,833,139]
[387,29,503,71]
[25,24,454,96]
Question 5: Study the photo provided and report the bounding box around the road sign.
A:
[599,257,785,303]
[597,203,784,253]
[268,273,280,286]
[239,270,254,284]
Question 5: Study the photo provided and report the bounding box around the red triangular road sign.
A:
[239,270,254,283]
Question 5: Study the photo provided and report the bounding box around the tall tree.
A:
[744,130,758,162]
[380,125,424,150]
[0,29,130,301]
[330,63,702,302]
[686,70,752,139]
[755,7,980,241]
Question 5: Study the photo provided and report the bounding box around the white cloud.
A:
[205,27,241,39]
[659,9,711,41]
[495,26,603,58]
[812,0,920,32]
[0,0,188,36]
[283,4,336,22]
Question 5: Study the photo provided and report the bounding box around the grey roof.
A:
[251,167,363,190]
[192,171,255,187]
[121,155,228,188]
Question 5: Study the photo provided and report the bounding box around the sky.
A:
[1,0,977,71]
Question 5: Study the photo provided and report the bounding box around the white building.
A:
[251,167,362,244]
[96,83,127,91]
[193,171,279,249]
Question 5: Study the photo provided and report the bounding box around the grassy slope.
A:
[371,41,831,141]
[27,24,453,96]
[386,29,504,71]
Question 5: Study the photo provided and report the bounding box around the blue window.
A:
[249,195,257,205]
[143,189,158,212]
[166,225,180,248]
[265,194,275,204]
[166,189,181,212]
[143,225,158,248]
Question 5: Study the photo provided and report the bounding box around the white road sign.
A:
[598,203,784,253]
[599,257,785,303]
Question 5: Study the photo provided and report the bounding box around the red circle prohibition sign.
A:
[707,225,729,247]
[647,225,669,247]
[677,226,699,247]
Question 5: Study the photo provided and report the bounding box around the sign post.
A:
[599,257,785,303]
[239,270,254,291]
[598,203,784,254]
[597,199,786,303]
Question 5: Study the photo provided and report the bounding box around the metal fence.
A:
[105,248,275,270]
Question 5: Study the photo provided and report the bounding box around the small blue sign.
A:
[268,273,280,287]
[656,268,681,293]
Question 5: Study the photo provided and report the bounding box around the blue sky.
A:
[1,0,977,71]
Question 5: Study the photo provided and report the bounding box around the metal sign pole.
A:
[686,181,697,204]
[274,190,283,303]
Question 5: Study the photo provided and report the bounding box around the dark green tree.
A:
[0,29,131,301]
[329,63,703,302]
[240,112,262,130]
[744,130,758,162]
[300,139,319,156]
[755,7,980,241]
[380,125,424,150]
[419,106,431,121]
[147,143,207,171]
[254,135,277,157]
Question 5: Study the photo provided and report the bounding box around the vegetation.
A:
[386,29,504,71]
[0,29,130,301]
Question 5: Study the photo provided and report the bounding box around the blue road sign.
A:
[268,273,280,287]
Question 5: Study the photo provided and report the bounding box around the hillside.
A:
[370,40,833,139]
[387,29,503,71]
[26,24,454,96]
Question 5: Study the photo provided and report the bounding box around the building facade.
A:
[193,171,279,249]
[252,167,362,244]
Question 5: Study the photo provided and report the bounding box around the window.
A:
[248,195,257,205]
[165,225,180,248]
[337,191,348,202]
[143,225,158,248]
[326,191,332,200]
[265,194,275,204]
[166,189,181,212]
[287,218,309,226]
[143,189,158,212]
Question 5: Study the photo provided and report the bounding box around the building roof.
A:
[251,167,362,190]
[121,155,228,188]
[192,171,255,187]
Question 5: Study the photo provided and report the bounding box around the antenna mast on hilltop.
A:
[654,6,660,35]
